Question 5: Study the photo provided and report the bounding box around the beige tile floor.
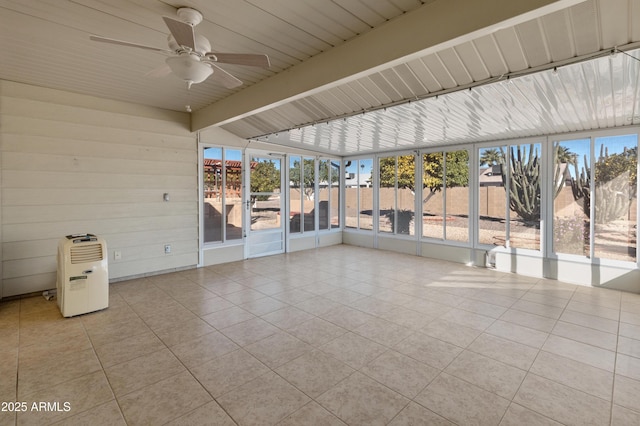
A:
[1,245,640,425]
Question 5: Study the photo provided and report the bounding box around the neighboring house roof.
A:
[479,166,504,186]
[204,159,255,171]
[345,172,372,187]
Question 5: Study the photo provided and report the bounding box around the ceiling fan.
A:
[90,7,270,89]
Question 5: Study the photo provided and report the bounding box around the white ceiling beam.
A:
[192,0,586,132]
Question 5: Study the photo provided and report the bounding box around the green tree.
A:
[556,145,577,166]
[379,155,414,190]
[289,159,337,199]
[595,146,637,184]
[479,148,504,166]
[423,151,469,193]
[379,152,469,194]
[250,160,280,202]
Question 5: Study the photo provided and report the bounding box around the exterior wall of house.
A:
[0,80,199,297]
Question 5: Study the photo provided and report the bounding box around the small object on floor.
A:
[42,289,57,301]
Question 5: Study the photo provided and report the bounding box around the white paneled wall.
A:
[0,81,198,297]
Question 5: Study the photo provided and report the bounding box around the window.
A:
[303,157,315,232]
[345,159,373,231]
[249,157,282,231]
[506,143,541,250]
[289,156,302,234]
[288,156,315,233]
[379,154,416,235]
[319,159,330,230]
[553,138,589,256]
[477,143,541,250]
[478,146,507,246]
[202,147,243,244]
[423,149,469,242]
[554,135,638,262]
[288,157,340,233]
[593,134,637,262]
[330,160,341,229]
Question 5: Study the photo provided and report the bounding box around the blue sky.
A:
[203,147,242,161]
[345,158,373,174]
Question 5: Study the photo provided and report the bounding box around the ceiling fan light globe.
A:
[195,34,211,54]
[165,55,212,84]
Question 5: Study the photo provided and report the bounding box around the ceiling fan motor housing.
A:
[168,34,211,54]
[176,8,203,26]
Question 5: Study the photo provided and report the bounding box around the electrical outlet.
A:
[114,251,122,260]
[164,244,171,254]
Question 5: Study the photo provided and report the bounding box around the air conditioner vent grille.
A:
[70,244,104,264]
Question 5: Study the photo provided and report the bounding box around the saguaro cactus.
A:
[570,153,591,215]
[501,144,541,224]
[570,145,636,223]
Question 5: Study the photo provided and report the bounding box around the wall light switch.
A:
[114,251,122,260]
[164,244,171,254]
[163,193,170,202]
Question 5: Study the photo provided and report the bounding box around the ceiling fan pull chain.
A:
[185,80,193,112]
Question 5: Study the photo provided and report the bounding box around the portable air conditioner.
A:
[57,234,109,317]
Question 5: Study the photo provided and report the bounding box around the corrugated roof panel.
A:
[221,120,263,139]
[301,96,337,118]
[569,0,600,55]
[243,115,277,134]
[392,63,429,97]
[256,109,295,131]
[422,53,457,89]
[620,51,640,125]
[515,19,551,67]
[379,67,418,99]
[632,0,640,41]
[454,42,491,82]
[325,86,363,112]
[342,80,382,108]
[272,103,316,127]
[599,0,631,47]
[540,9,576,61]
[313,90,353,116]
[358,76,394,105]
[368,73,403,103]
[473,35,509,77]
[405,58,443,92]
[438,47,474,85]
[261,48,640,155]
[493,27,529,71]
[289,99,327,123]
[564,63,601,129]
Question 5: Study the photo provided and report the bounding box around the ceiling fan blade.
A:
[90,35,172,53]
[207,63,243,89]
[162,16,195,50]
[205,52,270,68]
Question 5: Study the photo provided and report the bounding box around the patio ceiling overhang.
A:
[254,46,640,156]
[193,0,588,136]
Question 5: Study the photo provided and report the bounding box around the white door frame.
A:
[244,150,286,258]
